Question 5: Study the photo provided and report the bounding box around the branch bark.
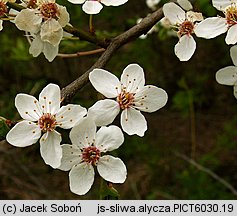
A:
[61,5,165,101]
[7,1,173,101]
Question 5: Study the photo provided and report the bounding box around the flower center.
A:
[117,90,135,110]
[40,3,58,19]
[178,20,194,37]
[225,4,237,27]
[0,2,7,17]
[38,113,56,132]
[82,146,100,166]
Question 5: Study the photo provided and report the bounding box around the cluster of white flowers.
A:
[3,0,237,197]
[5,0,128,61]
[6,64,168,195]
[14,0,70,62]
[191,0,237,99]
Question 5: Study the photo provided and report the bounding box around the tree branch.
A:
[7,2,110,48]
[61,5,165,101]
[7,1,173,101]
[175,152,237,197]
[57,48,105,58]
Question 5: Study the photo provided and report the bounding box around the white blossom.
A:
[29,33,59,62]
[6,84,87,168]
[195,0,237,45]
[163,2,203,61]
[177,0,193,11]
[67,0,128,14]
[59,117,126,195]
[146,0,160,10]
[216,45,237,98]
[14,0,69,55]
[88,64,168,137]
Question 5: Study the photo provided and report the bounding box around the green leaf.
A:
[100,182,120,200]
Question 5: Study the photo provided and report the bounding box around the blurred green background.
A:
[1,0,237,199]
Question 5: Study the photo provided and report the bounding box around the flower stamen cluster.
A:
[178,20,194,37]
[225,4,237,27]
[0,1,7,17]
[38,113,57,132]
[82,146,101,166]
[117,88,135,110]
[40,2,59,20]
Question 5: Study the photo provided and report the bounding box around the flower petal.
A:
[88,99,120,126]
[216,66,237,86]
[58,144,82,171]
[146,0,160,10]
[97,155,127,183]
[95,125,124,152]
[186,11,203,22]
[69,162,94,195]
[101,0,128,6]
[56,104,87,129]
[57,5,70,27]
[67,0,86,4]
[15,94,42,121]
[6,120,41,147]
[194,17,228,39]
[121,108,147,136]
[42,42,59,62]
[230,45,237,66]
[82,1,103,14]
[70,117,96,149]
[175,35,196,61]
[39,83,61,115]
[40,19,63,46]
[121,64,145,93]
[163,2,185,25]
[15,9,42,33]
[40,130,62,168]
[29,34,44,58]
[134,85,168,112]
[234,84,237,99]
[212,0,233,11]
[0,20,3,31]
[226,25,237,45]
[177,0,193,11]
[89,69,121,98]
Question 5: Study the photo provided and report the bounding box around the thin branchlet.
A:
[61,1,177,102]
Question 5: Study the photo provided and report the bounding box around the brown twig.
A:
[57,48,105,58]
[7,2,110,48]
[61,4,166,102]
[7,1,173,102]
[175,152,237,196]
